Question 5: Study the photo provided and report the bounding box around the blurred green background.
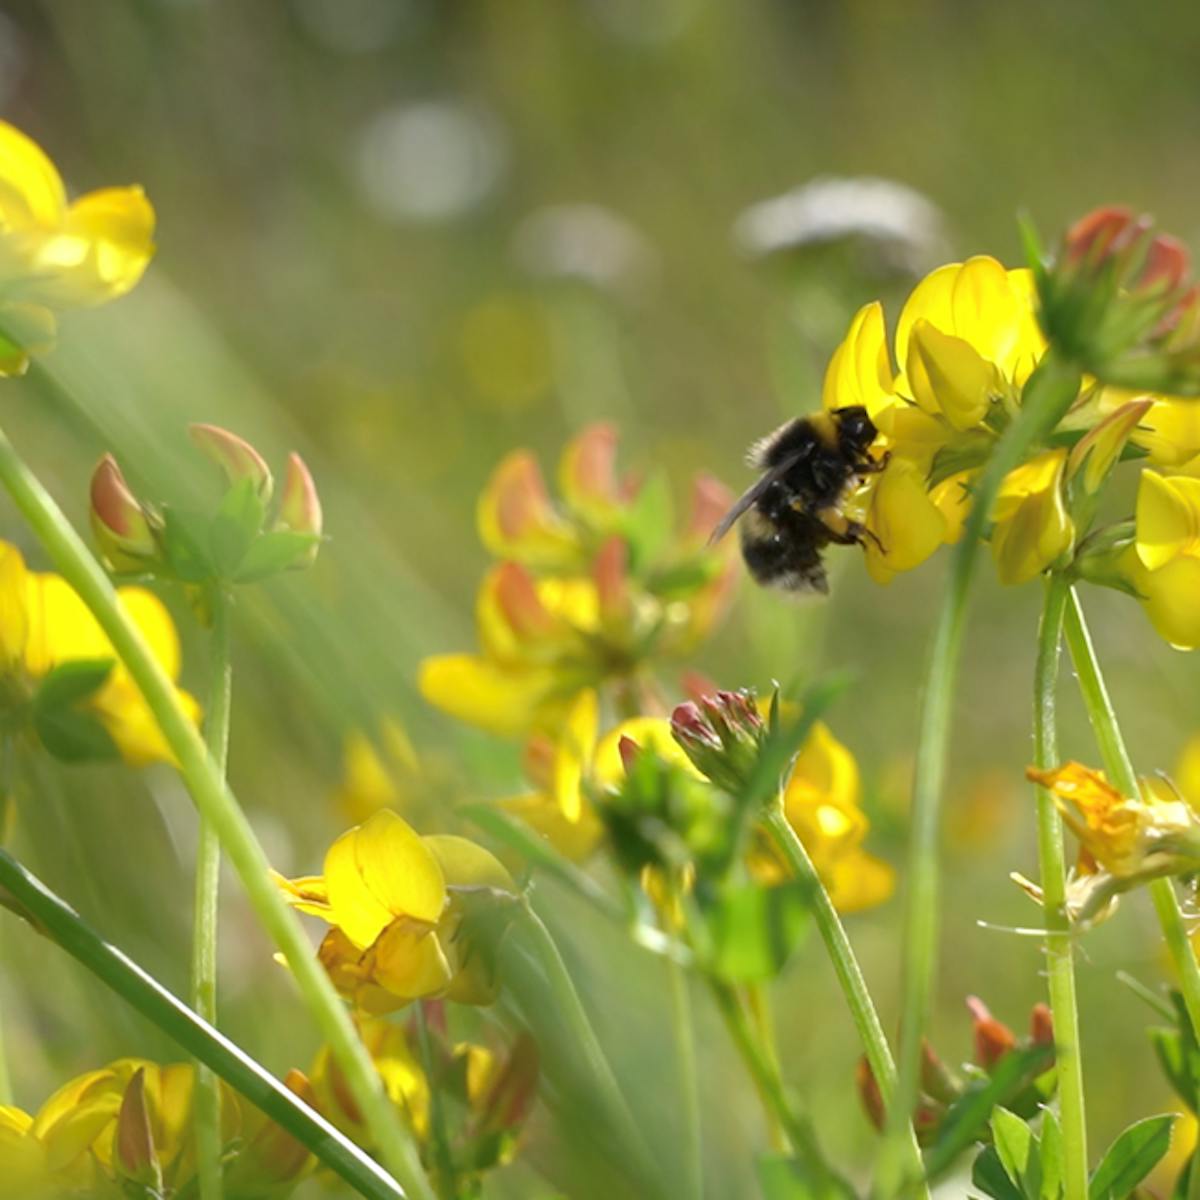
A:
[3,1,1200,1195]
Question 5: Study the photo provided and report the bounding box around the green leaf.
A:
[1151,1027,1197,1110]
[233,530,321,582]
[1088,1115,1175,1200]
[209,478,265,577]
[756,1152,856,1199]
[704,880,810,982]
[161,507,216,582]
[925,1044,1055,1182]
[1040,1109,1064,1200]
[33,704,119,764]
[991,1108,1034,1190]
[973,1146,1027,1200]
[33,658,114,710]
[621,471,673,572]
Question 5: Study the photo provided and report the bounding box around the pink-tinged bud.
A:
[559,423,619,517]
[189,423,274,502]
[115,1069,162,1187]
[492,562,557,640]
[617,735,642,773]
[966,995,1017,1069]
[593,535,630,624]
[1139,234,1191,295]
[670,702,722,751]
[90,454,158,570]
[276,452,323,564]
[670,689,764,792]
[1030,1002,1054,1047]
[1064,205,1142,266]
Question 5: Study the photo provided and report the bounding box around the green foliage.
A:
[702,879,811,982]
[31,658,119,763]
[1087,1115,1175,1200]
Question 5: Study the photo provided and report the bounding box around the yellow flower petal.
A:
[821,301,895,419]
[557,423,621,525]
[1137,469,1200,571]
[825,850,895,913]
[417,654,561,738]
[863,457,947,580]
[324,811,446,949]
[990,451,1074,586]
[370,919,453,1000]
[476,450,580,569]
[785,722,861,815]
[904,319,996,430]
[497,790,604,862]
[0,541,28,669]
[1132,554,1200,650]
[553,689,598,823]
[0,122,66,229]
[423,833,516,893]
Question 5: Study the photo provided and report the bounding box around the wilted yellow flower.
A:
[746,722,893,913]
[421,425,737,737]
[1027,761,1200,879]
[0,121,154,373]
[275,810,518,1009]
[1127,469,1200,649]
[0,540,199,765]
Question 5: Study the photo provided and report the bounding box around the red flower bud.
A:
[276,452,323,562]
[190,423,274,501]
[89,454,158,570]
[966,995,1017,1069]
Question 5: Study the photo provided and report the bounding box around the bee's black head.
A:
[835,405,877,456]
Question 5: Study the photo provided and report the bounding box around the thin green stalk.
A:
[707,978,834,1184]
[1032,574,1087,1200]
[413,1003,455,1199]
[0,426,435,1200]
[0,935,11,1107]
[192,590,231,1200]
[761,806,927,1197]
[667,953,703,1200]
[0,847,404,1200]
[1061,589,1200,1038]
[744,984,785,1152]
[877,352,1083,1198]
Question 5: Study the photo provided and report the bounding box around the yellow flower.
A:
[1028,761,1200,878]
[422,425,737,738]
[1128,469,1200,649]
[275,810,517,1009]
[823,258,1057,585]
[0,540,199,765]
[989,449,1074,585]
[750,722,894,913]
[0,121,154,373]
[335,719,420,825]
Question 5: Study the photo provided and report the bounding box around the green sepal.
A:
[1088,1114,1175,1200]
[702,879,811,982]
[233,530,322,582]
[209,478,266,577]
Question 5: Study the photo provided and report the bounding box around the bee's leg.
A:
[817,506,886,553]
[857,449,891,474]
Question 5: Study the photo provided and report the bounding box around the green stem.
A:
[744,984,785,1152]
[413,1002,455,1199]
[707,979,832,1180]
[762,806,928,1197]
[877,351,1083,1198]
[1032,575,1088,1200]
[0,426,435,1200]
[1061,588,1200,1039]
[0,847,404,1200]
[191,590,231,1200]
[0,934,11,1107]
[667,952,703,1200]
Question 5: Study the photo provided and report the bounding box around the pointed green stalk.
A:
[1060,590,1200,1038]
[761,805,928,1197]
[1032,575,1088,1200]
[876,352,1083,1198]
[413,1002,456,1198]
[192,589,231,1200]
[667,951,703,1200]
[0,847,404,1200]
[0,425,436,1200]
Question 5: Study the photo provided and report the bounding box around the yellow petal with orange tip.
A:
[821,300,895,419]
[0,121,66,229]
[557,423,621,524]
[477,449,580,569]
[324,810,446,949]
[1137,469,1200,571]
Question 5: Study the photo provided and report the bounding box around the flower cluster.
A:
[817,215,1200,654]
[419,424,737,737]
[0,1057,310,1199]
[0,539,197,766]
[0,121,154,374]
[274,809,519,1011]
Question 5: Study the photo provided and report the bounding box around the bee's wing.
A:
[707,453,804,545]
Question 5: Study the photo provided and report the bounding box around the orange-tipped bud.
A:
[275,452,323,565]
[189,423,274,502]
[115,1069,162,1188]
[966,995,1017,1069]
[594,535,630,625]
[90,454,158,570]
[856,1057,886,1131]
[558,423,620,521]
[1030,1002,1054,1047]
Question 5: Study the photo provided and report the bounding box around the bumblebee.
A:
[710,405,883,593]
